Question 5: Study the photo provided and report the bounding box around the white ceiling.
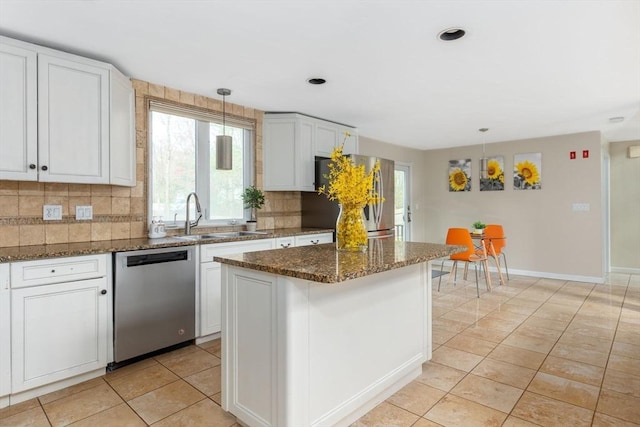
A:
[1,0,639,150]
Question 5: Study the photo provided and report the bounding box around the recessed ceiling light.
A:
[307,78,326,85]
[609,116,625,123]
[438,28,466,41]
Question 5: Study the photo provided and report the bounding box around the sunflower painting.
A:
[480,155,505,191]
[513,152,542,190]
[448,159,471,192]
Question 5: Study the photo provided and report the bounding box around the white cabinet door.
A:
[296,119,315,191]
[264,117,297,191]
[315,122,358,157]
[0,41,37,181]
[109,68,136,187]
[11,277,109,392]
[200,262,222,336]
[38,54,110,184]
[315,122,340,158]
[0,264,10,404]
[199,239,275,337]
[263,115,315,191]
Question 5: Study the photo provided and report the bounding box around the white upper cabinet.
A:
[0,36,135,186]
[314,121,340,158]
[0,42,37,181]
[263,113,358,192]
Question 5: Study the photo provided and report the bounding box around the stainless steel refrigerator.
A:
[302,155,395,239]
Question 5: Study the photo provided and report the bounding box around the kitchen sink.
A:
[173,231,269,241]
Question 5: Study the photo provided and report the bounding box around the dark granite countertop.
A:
[214,239,465,283]
[0,228,333,263]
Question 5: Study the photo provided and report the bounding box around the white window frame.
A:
[148,101,255,228]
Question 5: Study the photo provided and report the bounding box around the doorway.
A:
[394,163,412,241]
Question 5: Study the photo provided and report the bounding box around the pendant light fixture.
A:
[216,88,232,170]
[479,128,489,179]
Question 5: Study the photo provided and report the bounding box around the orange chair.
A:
[484,224,509,281]
[439,228,492,297]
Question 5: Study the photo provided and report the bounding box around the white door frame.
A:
[395,162,412,241]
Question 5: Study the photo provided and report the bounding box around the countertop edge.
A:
[215,242,465,284]
[0,228,334,263]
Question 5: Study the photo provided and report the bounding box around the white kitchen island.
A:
[215,240,462,427]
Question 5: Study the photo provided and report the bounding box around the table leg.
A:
[488,240,505,286]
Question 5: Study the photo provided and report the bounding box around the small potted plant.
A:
[242,185,265,231]
[472,221,486,234]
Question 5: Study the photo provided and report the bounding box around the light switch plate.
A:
[75,205,93,220]
[43,205,62,220]
[572,203,590,212]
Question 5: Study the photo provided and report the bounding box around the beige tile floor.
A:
[1,272,638,427]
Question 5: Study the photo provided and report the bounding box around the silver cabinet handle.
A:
[280,243,291,248]
[311,240,320,245]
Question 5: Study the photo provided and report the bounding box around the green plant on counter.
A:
[242,186,265,221]
[472,221,486,230]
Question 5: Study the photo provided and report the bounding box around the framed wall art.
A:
[448,159,471,192]
[513,152,542,190]
[480,155,505,191]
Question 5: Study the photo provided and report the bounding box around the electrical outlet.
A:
[43,205,62,220]
[572,203,590,212]
[75,205,93,220]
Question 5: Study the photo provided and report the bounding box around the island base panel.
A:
[222,262,432,427]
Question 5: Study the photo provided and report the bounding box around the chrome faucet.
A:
[185,192,202,235]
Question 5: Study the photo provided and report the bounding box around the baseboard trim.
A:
[610,266,640,275]
[436,260,605,284]
[508,268,604,284]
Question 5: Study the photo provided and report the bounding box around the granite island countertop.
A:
[0,227,333,263]
[214,239,465,283]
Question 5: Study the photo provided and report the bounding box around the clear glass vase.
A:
[336,204,368,252]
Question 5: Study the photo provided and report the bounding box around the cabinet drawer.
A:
[200,239,275,263]
[295,233,333,247]
[11,254,107,288]
[275,237,295,249]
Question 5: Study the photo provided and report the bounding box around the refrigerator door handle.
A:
[372,168,383,228]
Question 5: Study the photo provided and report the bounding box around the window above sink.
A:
[149,101,256,227]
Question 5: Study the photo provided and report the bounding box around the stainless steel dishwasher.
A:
[113,246,196,364]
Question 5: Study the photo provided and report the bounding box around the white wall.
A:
[609,140,640,273]
[364,131,605,281]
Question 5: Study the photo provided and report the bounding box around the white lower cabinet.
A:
[197,233,331,338]
[10,255,110,394]
[0,264,10,408]
[199,239,275,337]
